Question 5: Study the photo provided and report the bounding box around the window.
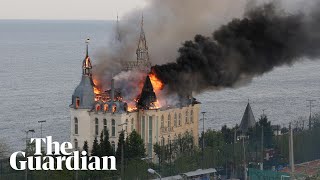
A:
[131,118,134,131]
[112,104,117,113]
[141,116,145,141]
[185,110,189,124]
[103,119,107,133]
[161,137,165,146]
[75,98,80,108]
[95,104,100,112]
[74,118,78,135]
[168,114,171,127]
[161,115,164,128]
[95,118,99,136]
[174,113,177,127]
[112,119,116,136]
[74,139,78,150]
[178,113,182,126]
[103,104,108,112]
[148,116,153,157]
[190,110,194,123]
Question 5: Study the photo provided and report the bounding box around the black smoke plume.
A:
[152,3,320,95]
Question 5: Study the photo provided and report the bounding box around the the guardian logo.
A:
[10,136,116,171]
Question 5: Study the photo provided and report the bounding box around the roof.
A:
[153,175,182,180]
[182,168,217,177]
[71,75,95,109]
[239,102,256,133]
[281,159,320,177]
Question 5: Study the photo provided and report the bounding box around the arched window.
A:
[112,104,117,113]
[161,115,164,128]
[178,113,182,126]
[103,119,107,133]
[131,118,134,131]
[185,110,189,124]
[95,118,99,136]
[168,114,171,128]
[75,98,80,109]
[174,113,177,127]
[190,110,194,123]
[74,139,78,150]
[161,136,165,146]
[112,119,116,136]
[74,118,78,135]
[103,104,108,112]
[95,104,101,112]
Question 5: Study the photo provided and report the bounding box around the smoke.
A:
[93,0,248,90]
[152,1,320,95]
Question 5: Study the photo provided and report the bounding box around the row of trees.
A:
[86,129,146,161]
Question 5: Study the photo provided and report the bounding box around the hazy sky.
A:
[0,0,147,20]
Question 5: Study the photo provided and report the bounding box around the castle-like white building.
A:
[70,17,200,159]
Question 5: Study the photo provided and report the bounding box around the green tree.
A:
[91,137,99,156]
[101,129,113,156]
[116,130,126,161]
[83,141,89,153]
[127,130,145,159]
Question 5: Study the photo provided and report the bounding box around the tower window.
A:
[74,118,78,135]
[112,119,116,137]
[103,119,107,133]
[112,104,117,113]
[104,104,108,112]
[95,118,99,136]
[178,113,182,126]
[168,114,171,128]
[75,98,80,109]
[95,104,101,112]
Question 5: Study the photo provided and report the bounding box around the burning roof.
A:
[137,75,157,110]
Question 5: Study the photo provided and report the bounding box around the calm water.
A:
[0,20,319,152]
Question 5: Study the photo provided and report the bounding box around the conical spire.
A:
[137,75,157,109]
[239,102,256,133]
[116,13,121,42]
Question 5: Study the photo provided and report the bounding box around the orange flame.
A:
[92,78,102,95]
[149,72,164,91]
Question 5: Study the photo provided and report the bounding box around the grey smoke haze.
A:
[93,0,248,89]
[93,0,320,101]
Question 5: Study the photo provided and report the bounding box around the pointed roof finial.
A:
[85,38,90,57]
[141,13,144,30]
[248,98,250,104]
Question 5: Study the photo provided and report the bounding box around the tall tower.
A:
[116,14,121,42]
[71,39,95,109]
[136,14,151,70]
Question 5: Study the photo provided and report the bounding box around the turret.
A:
[137,75,157,109]
[71,39,95,109]
[136,14,150,63]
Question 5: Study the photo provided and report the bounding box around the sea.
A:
[0,20,319,153]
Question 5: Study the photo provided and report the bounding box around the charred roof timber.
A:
[137,75,157,110]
